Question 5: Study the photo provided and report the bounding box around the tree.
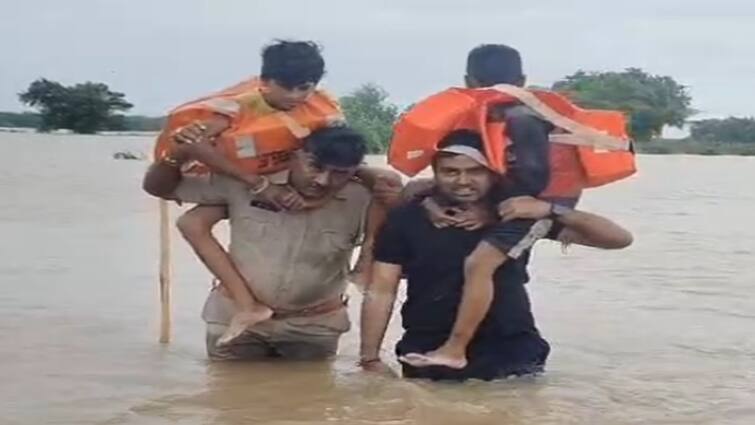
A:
[339,83,399,153]
[0,112,42,128]
[19,78,133,134]
[552,68,694,142]
[689,117,755,144]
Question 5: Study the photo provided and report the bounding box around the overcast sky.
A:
[2,0,753,118]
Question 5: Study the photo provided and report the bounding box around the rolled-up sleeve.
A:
[172,174,229,205]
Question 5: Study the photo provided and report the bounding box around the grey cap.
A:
[437,144,490,168]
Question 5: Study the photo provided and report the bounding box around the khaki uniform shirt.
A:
[173,172,371,325]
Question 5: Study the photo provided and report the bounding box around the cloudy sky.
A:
[2,0,753,118]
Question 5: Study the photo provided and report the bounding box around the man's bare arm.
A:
[553,209,632,249]
[359,261,402,367]
[142,156,186,199]
[142,115,231,198]
[498,196,633,249]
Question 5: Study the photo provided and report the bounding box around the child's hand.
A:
[274,187,307,210]
[255,184,306,211]
[422,198,461,228]
[454,204,494,230]
[498,196,551,221]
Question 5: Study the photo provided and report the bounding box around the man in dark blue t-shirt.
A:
[359,130,632,381]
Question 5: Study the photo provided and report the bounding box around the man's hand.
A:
[498,196,551,222]
[169,122,216,162]
[401,179,434,202]
[173,122,209,144]
[372,172,403,207]
[354,168,404,207]
[173,117,229,142]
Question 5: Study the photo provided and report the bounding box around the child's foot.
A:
[217,305,273,346]
[399,345,468,369]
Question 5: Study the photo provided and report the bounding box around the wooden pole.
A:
[158,198,172,343]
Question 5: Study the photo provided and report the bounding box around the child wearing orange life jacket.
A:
[156,41,401,346]
[395,44,633,370]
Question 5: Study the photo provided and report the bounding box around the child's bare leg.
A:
[176,205,272,345]
[349,200,386,289]
[402,241,504,369]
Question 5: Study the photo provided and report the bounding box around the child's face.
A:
[261,79,317,111]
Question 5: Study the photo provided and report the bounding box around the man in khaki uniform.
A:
[143,126,371,360]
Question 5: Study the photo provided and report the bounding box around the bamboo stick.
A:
[158,198,172,343]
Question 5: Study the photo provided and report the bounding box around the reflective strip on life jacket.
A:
[488,84,630,151]
[171,98,242,118]
[276,111,312,139]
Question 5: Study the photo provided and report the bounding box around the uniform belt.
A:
[272,295,348,319]
[212,281,347,320]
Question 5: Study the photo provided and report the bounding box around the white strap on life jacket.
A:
[488,84,631,151]
[173,97,242,117]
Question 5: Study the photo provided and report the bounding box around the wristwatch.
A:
[548,203,572,221]
[160,155,183,168]
[248,176,271,195]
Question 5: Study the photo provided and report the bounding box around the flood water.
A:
[1,132,754,425]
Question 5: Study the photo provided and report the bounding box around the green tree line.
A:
[19,79,133,134]
[7,73,754,154]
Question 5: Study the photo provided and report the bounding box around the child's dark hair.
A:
[466,44,524,87]
[260,40,325,88]
[303,126,367,168]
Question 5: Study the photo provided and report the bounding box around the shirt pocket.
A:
[319,228,355,261]
[232,204,280,239]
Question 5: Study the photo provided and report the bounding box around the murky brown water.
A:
[1,132,754,425]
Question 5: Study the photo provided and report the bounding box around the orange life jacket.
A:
[389,85,636,198]
[153,77,343,175]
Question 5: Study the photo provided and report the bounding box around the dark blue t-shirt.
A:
[374,201,540,339]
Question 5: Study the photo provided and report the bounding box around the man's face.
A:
[288,150,358,199]
[261,79,317,111]
[433,154,495,204]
